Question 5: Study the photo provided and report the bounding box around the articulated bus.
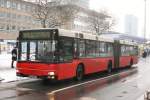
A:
[16,28,138,81]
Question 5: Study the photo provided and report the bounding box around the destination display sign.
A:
[22,31,51,39]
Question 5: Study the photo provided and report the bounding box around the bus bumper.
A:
[16,69,58,80]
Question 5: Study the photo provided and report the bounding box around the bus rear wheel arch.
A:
[75,64,85,81]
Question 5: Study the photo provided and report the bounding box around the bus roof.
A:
[58,29,114,43]
[19,28,139,45]
[119,40,138,46]
[20,28,114,43]
[19,28,58,33]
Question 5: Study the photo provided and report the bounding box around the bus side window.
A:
[121,45,126,56]
[79,39,85,58]
[74,38,78,58]
[58,39,64,61]
[20,42,27,61]
[86,40,96,57]
[108,44,113,56]
[59,37,74,62]
[99,42,107,57]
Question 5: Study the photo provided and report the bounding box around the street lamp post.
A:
[144,0,147,42]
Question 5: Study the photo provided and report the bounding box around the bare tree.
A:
[88,10,116,35]
[33,0,80,28]
[33,0,51,28]
[47,4,80,28]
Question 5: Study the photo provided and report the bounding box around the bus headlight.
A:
[48,72,55,76]
[16,69,19,73]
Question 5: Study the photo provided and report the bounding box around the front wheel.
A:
[76,65,84,81]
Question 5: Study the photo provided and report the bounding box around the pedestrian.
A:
[11,47,17,68]
[142,50,147,62]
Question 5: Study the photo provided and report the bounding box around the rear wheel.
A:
[76,64,84,81]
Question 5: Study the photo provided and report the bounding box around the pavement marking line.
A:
[79,97,97,100]
[47,68,137,95]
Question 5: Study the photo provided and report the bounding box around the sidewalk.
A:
[0,53,12,69]
[0,53,18,82]
[135,56,150,100]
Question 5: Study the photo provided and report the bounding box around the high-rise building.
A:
[124,15,138,36]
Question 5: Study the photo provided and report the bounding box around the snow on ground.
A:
[0,53,12,69]
[0,68,17,82]
[0,53,19,82]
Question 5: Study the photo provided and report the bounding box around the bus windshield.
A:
[19,40,58,62]
[18,30,59,62]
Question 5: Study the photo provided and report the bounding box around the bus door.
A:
[120,45,131,67]
[113,40,120,68]
[19,42,28,61]
[58,37,75,79]
[85,40,98,73]
[29,41,37,60]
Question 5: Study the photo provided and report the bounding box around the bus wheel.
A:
[107,61,112,73]
[76,64,84,81]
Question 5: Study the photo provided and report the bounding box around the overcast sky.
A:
[90,0,150,38]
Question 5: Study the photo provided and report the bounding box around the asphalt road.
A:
[0,58,149,100]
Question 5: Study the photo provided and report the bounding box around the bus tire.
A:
[76,64,84,81]
[107,61,112,73]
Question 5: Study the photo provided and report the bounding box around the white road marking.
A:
[79,97,96,100]
[47,68,137,95]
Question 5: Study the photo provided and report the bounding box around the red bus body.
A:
[119,56,138,68]
[16,29,138,81]
[17,57,116,80]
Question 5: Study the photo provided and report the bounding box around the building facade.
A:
[124,15,138,36]
[0,0,41,39]
[0,0,40,53]
[0,0,110,53]
[50,0,89,8]
[48,0,108,34]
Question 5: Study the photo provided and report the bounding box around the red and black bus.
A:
[16,28,138,81]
